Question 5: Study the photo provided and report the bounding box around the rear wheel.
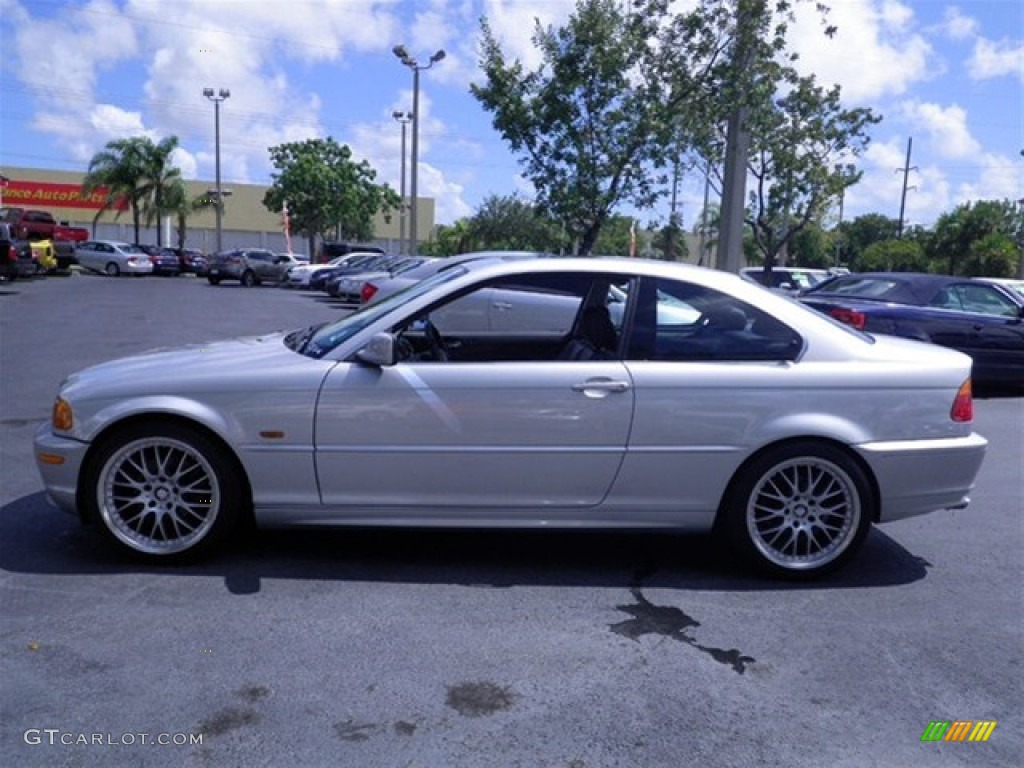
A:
[240,270,256,287]
[105,262,120,277]
[83,422,244,562]
[721,441,873,579]
[207,276,221,285]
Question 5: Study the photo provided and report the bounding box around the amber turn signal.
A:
[52,398,73,431]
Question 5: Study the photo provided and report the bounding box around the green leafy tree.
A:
[472,0,742,256]
[960,233,1019,278]
[421,219,477,257]
[928,199,1022,276]
[841,213,901,270]
[468,194,563,252]
[699,69,879,273]
[263,138,400,258]
[859,239,928,272]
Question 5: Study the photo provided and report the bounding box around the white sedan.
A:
[283,251,380,288]
[75,241,154,276]
[34,257,986,578]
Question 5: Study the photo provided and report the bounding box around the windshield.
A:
[296,265,469,358]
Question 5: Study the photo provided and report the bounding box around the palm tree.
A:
[139,136,182,247]
[83,136,183,245]
[164,179,217,252]
[83,137,150,243]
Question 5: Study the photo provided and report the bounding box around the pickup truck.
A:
[0,207,89,268]
[0,223,35,281]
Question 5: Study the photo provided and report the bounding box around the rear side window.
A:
[626,277,802,362]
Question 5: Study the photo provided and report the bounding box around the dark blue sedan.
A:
[800,272,1024,391]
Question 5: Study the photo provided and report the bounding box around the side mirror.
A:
[356,332,397,367]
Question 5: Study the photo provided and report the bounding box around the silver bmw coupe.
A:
[34,256,987,578]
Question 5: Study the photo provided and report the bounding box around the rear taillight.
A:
[829,307,866,330]
[361,283,378,303]
[950,379,973,422]
[6,245,16,262]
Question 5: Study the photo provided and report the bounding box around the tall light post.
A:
[392,45,445,256]
[0,173,9,209]
[834,163,855,267]
[392,110,413,255]
[202,87,230,252]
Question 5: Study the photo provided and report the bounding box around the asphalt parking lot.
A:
[1,272,1021,768]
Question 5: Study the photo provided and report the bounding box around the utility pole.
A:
[896,137,917,238]
[716,0,764,273]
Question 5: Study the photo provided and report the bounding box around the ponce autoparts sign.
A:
[1,180,127,211]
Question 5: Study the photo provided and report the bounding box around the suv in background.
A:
[207,248,292,286]
[740,266,831,295]
[0,223,35,282]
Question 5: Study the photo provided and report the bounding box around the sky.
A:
[1,0,1021,232]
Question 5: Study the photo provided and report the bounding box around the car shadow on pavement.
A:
[0,491,930,596]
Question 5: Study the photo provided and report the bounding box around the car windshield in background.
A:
[299,265,470,357]
[808,276,902,299]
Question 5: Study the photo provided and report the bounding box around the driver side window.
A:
[391,272,620,363]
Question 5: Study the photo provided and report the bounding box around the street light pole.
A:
[392,110,413,256]
[203,87,230,252]
[834,163,855,267]
[393,45,445,257]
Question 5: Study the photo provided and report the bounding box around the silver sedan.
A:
[75,240,154,276]
[34,257,987,578]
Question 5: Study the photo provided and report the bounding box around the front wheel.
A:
[721,441,873,579]
[83,423,245,562]
[240,270,256,287]
[207,275,221,285]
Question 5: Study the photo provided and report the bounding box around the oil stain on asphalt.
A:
[610,586,756,675]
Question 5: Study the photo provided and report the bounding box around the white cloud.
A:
[789,0,936,102]
[899,101,981,159]
[968,37,1024,82]
[940,6,978,41]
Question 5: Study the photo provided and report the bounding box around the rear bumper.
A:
[855,432,988,522]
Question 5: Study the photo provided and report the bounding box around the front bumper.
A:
[855,432,988,522]
[34,423,91,516]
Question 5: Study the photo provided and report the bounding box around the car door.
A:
[944,282,1024,381]
[611,276,806,519]
[314,271,635,511]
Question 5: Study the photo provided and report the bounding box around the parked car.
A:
[740,266,832,295]
[150,248,183,277]
[284,251,384,289]
[29,239,58,274]
[311,253,397,293]
[277,252,309,266]
[328,256,433,302]
[75,241,154,276]
[177,249,208,276]
[362,251,553,305]
[207,248,291,286]
[319,241,385,263]
[34,257,987,579]
[976,276,1024,299]
[799,272,1024,390]
[0,222,35,281]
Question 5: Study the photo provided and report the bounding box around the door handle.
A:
[572,379,630,393]
[492,301,513,311]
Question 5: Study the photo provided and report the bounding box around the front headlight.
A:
[52,397,73,431]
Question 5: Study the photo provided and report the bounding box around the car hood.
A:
[59,332,313,399]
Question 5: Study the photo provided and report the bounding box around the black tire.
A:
[82,422,245,562]
[105,262,120,277]
[240,270,256,287]
[720,441,873,579]
[207,276,221,285]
